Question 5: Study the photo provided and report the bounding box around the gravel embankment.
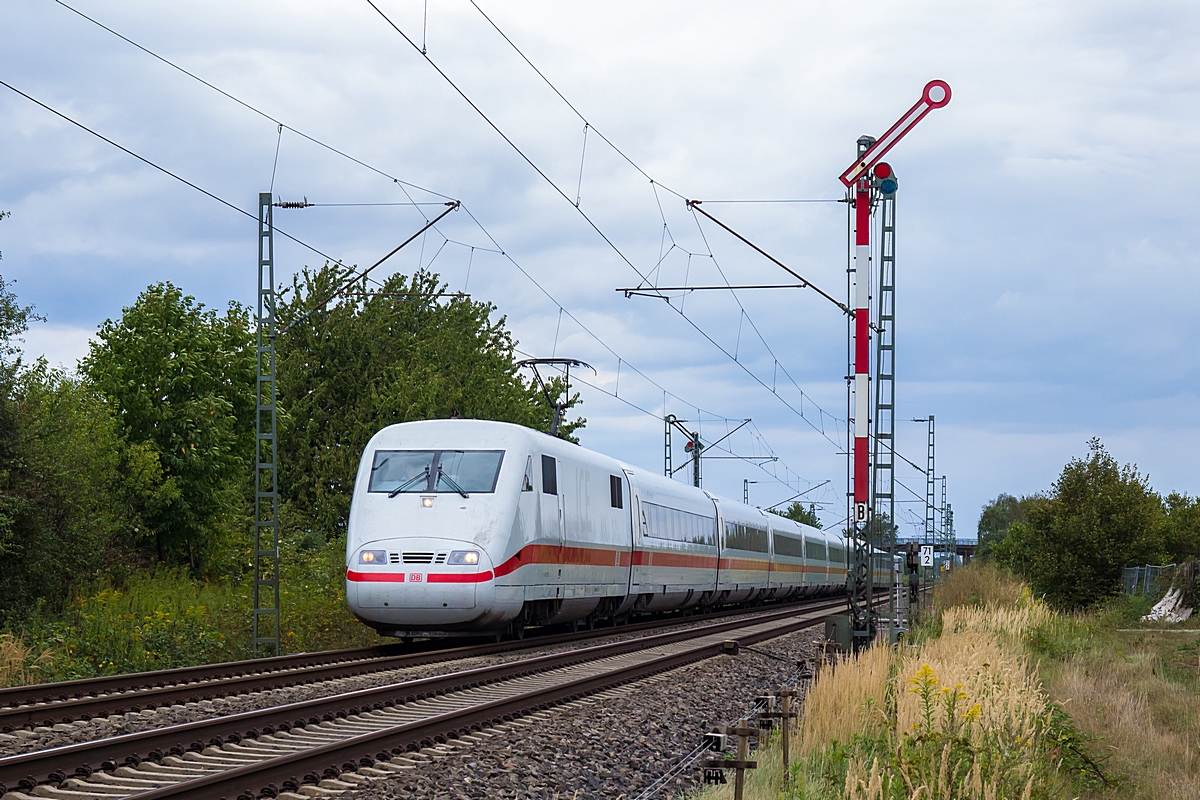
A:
[345,625,823,800]
[0,605,821,759]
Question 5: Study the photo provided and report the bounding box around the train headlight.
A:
[422,496,435,508]
[359,549,386,564]
[448,550,480,565]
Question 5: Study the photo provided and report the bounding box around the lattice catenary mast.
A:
[253,193,280,656]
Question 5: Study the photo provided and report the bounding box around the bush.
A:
[20,571,247,679]
[278,532,385,655]
[995,439,1165,609]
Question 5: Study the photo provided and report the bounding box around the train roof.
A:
[363,419,843,543]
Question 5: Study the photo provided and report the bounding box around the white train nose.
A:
[347,538,498,628]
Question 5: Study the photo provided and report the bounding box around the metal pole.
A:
[872,168,897,641]
[940,476,948,573]
[663,415,673,477]
[253,192,281,657]
[848,135,875,650]
[945,502,954,572]
[924,416,935,589]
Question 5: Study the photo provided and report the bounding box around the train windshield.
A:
[368,450,505,494]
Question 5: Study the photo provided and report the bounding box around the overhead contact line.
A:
[51,0,454,202]
[35,2,835,495]
[685,201,849,315]
[364,0,850,454]
[0,79,346,269]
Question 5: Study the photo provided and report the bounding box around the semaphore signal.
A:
[841,80,951,651]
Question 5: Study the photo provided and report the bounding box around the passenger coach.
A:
[345,419,848,637]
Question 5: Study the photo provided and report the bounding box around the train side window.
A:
[521,456,534,492]
[541,455,557,495]
[610,475,623,508]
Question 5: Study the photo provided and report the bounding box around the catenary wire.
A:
[32,4,785,471]
[468,0,689,202]
[50,0,854,489]
[697,198,841,204]
[0,79,346,267]
[365,0,850,451]
[687,205,844,437]
[462,3,851,437]
[52,0,454,202]
[33,3,868,507]
[511,344,819,495]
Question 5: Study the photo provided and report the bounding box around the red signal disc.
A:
[874,162,892,179]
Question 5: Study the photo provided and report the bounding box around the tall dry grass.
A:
[695,583,1074,800]
[695,565,1200,799]
[1045,645,1200,800]
[933,563,1027,614]
[799,644,894,753]
[0,633,53,688]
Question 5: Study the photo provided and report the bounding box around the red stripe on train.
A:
[494,543,634,577]
[346,569,404,582]
[427,571,494,583]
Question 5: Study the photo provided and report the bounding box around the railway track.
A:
[0,597,850,731]
[0,597,848,800]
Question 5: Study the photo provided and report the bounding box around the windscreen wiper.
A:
[388,467,430,498]
[437,467,469,498]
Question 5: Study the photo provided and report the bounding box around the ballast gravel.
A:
[0,606,816,759]
[344,626,823,800]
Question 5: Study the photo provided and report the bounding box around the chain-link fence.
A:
[1122,564,1176,596]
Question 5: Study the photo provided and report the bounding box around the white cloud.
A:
[1,0,1198,531]
[19,323,93,371]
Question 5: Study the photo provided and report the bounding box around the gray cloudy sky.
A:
[2,0,1198,539]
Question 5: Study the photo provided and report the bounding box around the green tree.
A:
[275,266,578,540]
[975,493,1043,561]
[1162,492,1200,563]
[82,283,255,571]
[0,364,141,621]
[770,502,823,528]
[995,439,1165,608]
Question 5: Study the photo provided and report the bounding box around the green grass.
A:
[1,534,388,687]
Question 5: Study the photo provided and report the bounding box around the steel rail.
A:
[134,609,830,800]
[0,598,850,795]
[0,645,400,716]
[0,596,847,730]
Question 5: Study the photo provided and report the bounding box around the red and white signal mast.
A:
[839,80,950,649]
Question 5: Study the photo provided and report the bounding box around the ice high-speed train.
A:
[345,419,854,638]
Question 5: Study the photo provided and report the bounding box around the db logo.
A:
[409,573,423,582]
